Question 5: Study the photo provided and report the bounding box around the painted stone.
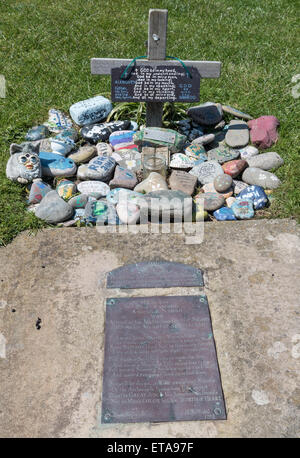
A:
[187,102,223,126]
[225,119,249,148]
[194,192,225,212]
[96,142,114,156]
[77,180,110,197]
[242,167,281,189]
[246,152,284,171]
[109,166,138,190]
[226,197,236,208]
[50,138,75,156]
[39,151,77,177]
[231,199,255,219]
[6,143,41,184]
[169,170,197,196]
[237,185,269,210]
[44,109,73,133]
[84,200,109,224]
[222,159,248,178]
[109,130,135,150]
[189,160,224,185]
[233,179,249,195]
[170,153,195,169]
[111,148,142,172]
[35,191,74,223]
[55,127,78,142]
[142,190,193,222]
[248,115,280,149]
[240,145,259,160]
[80,120,130,144]
[116,201,140,225]
[185,143,207,160]
[25,125,50,142]
[68,145,97,164]
[134,172,168,194]
[77,156,116,181]
[28,180,52,204]
[191,133,215,146]
[221,104,252,120]
[106,188,144,205]
[193,199,209,221]
[68,194,89,209]
[214,174,233,192]
[213,207,237,221]
[129,121,138,131]
[56,179,77,199]
[202,182,233,199]
[133,127,186,153]
[207,144,240,164]
[69,96,112,126]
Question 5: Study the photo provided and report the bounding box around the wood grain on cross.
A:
[91,9,221,127]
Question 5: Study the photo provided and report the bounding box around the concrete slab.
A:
[0,219,299,438]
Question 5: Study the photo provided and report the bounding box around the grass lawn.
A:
[0,0,299,245]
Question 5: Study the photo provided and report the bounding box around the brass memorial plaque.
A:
[101,295,226,424]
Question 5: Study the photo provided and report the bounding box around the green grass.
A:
[0,0,299,245]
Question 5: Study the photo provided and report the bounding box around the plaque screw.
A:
[107,299,115,306]
[152,33,160,42]
[213,407,222,416]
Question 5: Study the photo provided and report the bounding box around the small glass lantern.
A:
[143,155,167,179]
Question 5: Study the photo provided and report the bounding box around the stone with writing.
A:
[6,143,41,184]
[187,102,223,126]
[170,153,195,169]
[192,133,215,146]
[207,144,240,164]
[77,180,110,197]
[134,172,168,194]
[225,119,249,148]
[35,191,74,223]
[245,152,284,171]
[28,180,52,204]
[109,165,138,190]
[80,120,130,144]
[239,145,259,160]
[242,167,281,189]
[233,179,249,195]
[96,142,114,157]
[116,201,140,225]
[69,145,97,164]
[213,207,237,221]
[39,151,77,177]
[25,125,50,142]
[56,179,77,200]
[106,188,144,205]
[221,104,252,120]
[109,130,135,151]
[69,95,112,126]
[231,198,255,219]
[169,170,197,195]
[133,127,186,153]
[77,156,116,181]
[222,159,248,178]
[237,185,269,210]
[226,196,236,208]
[142,189,192,222]
[248,115,280,149]
[214,174,233,193]
[68,194,89,209]
[194,191,225,212]
[55,127,78,143]
[185,143,207,161]
[189,160,224,185]
[44,109,73,133]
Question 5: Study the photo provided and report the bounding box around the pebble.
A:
[191,133,215,145]
[35,191,74,223]
[77,180,110,197]
[189,160,224,185]
[187,102,223,126]
[55,127,78,142]
[109,130,135,150]
[134,172,168,193]
[69,95,112,126]
[106,188,144,205]
[56,179,77,199]
[202,182,233,199]
[109,166,138,190]
[233,179,249,195]
[68,145,97,164]
[111,149,142,172]
[239,145,259,160]
[50,138,75,156]
[84,200,109,224]
[6,143,41,184]
[116,201,140,225]
[185,143,207,161]
[226,196,236,207]
[80,120,130,144]
[207,144,240,164]
[242,167,281,189]
[221,104,252,120]
[44,109,73,133]
[68,194,89,209]
[248,115,280,149]
[246,152,284,171]
[231,199,254,219]
[222,159,248,178]
[96,142,113,156]
[237,185,269,210]
[25,125,50,141]
[28,180,52,204]
[214,174,233,192]
[142,190,193,222]
[133,127,186,153]
[213,207,237,221]
[194,192,225,211]
[39,151,77,177]
[77,156,116,181]
[225,119,249,148]
[169,170,197,196]
[170,153,195,169]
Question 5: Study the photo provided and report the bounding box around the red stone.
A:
[222,160,248,178]
[247,115,279,149]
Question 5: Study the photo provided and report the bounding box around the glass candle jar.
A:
[143,155,166,179]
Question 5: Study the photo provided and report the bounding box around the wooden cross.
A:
[91,9,221,127]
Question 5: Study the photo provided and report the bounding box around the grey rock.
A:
[214,174,233,193]
[225,120,249,148]
[141,190,193,223]
[246,152,284,171]
[195,192,225,212]
[68,194,89,209]
[242,167,281,189]
[35,191,74,223]
[189,160,224,185]
[187,102,223,126]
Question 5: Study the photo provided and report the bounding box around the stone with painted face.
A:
[6,143,41,184]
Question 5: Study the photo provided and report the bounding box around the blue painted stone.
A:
[44,109,73,133]
[237,185,269,210]
[106,188,143,205]
[50,138,75,156]
[80,120,131,144]
[213,207,237,221]
[231,198,255,220]
[128,121,138,131]
[25,125,50,141]
[39,151,77,177]
[69,96,112,126]
[109,130,135,150]
[77,156,116,181]
[55,128,78,142]
[28,180,52,204]
[83,199,121,225]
